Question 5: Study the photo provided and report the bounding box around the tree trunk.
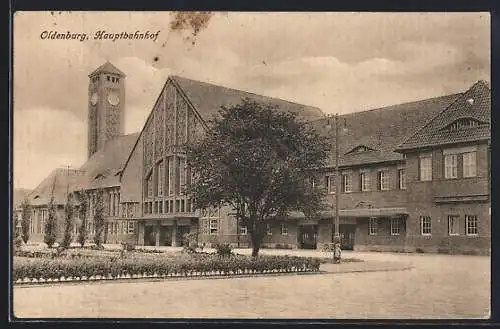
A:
[251,232,262,257]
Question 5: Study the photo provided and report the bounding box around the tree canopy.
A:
[186,99,329,256]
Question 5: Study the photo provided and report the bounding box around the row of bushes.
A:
[13,255,321,282]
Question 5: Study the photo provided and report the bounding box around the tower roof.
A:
[89,61,126,77]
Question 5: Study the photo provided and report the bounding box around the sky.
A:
[13,12,490,190]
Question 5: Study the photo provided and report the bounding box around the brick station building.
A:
[20,62,491,254]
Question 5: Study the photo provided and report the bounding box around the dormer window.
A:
[444,118,486,132]
[94,173,105,180]
[346,145,376,155]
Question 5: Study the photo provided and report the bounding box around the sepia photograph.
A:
[11,11,491,319]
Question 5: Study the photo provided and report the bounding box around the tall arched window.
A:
[157,161,164,197]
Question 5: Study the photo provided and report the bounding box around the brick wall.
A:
[354,218,408,252]
[404,143,490,255]
[322,163,408,210]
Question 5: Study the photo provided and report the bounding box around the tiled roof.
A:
[171,75,326,122]
[89,61,126,77]
[26,133,139,206]
[13,188,32,208]
[78,133,139,190]
[396,81,491,151]
[309,93,460,168]
[27,168,87,206]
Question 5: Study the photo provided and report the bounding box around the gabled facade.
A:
[22,62,490,255]
[395,81,491,254]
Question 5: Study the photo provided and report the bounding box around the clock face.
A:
[90,93,98,106]
[107,91,120,106]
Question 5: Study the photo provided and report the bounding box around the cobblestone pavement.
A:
[13,248,490,319]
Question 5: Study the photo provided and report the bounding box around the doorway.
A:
[144,226,156,246]
[298,225,318,249]
[160,226,173,246]
[176,225,191,247]
[335,224,355,250]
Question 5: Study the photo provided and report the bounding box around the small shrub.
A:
[122,242,136,252]
[415,248,425,253]
[215,243,234,257]
[15,234,24,249]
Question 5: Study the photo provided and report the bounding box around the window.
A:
[127,221,135,234]
[419,155,432,181]
[209,218,219,235]
[165,158,171,195]
[360,172,371,191]
[448,215,459,235]
[463,152,477,177]
[368,218,378,235]
[378,171,390,191]
[266,224,272,235]
[106,75,110,81]
[466,215,478,236]
[157,162,164,196]
[342,174,352,193]
[239,225,247,235]
[179,158,186,194]
[391,218,400,235]
[281,224,289,236]
[168,158,174,195]
[444,154,458,179]
[396,169,406,190]
[146,174,153,198]
[175,157,182,194]
[326,175,336,194]
[446,118,483,131]
[420,216,432,235]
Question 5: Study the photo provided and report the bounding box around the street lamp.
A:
[326,114,347,244]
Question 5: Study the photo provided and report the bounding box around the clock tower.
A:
[87,61,126,159]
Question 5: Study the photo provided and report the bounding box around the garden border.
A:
[14,268,327,287]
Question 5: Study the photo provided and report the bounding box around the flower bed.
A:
[13,254,321,284]
[14,248,120,260]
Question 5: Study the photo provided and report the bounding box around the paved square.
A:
[13,250,490,319]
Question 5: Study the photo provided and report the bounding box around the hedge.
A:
[13,255,321,283]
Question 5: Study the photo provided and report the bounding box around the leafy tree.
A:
[186,99,328,257]
[13,211,23,251]
[76,190,88,247]
[44,196,58,248]
[93,189,105,248]
[61,192,75,249]
[20,198,32,244]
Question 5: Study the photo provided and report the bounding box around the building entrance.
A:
[334,224,356,250]
[144,226,156,246]
[298,225,318,249]
[176,225,190,246]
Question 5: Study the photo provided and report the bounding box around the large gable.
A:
[171,75,326,122]
[396,81,491,151]
[310,93,460,167]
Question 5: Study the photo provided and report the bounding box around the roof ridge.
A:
[171,74,325,113]
[340,93,462,118]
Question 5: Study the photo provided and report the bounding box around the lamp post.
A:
[327,114,345,244]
